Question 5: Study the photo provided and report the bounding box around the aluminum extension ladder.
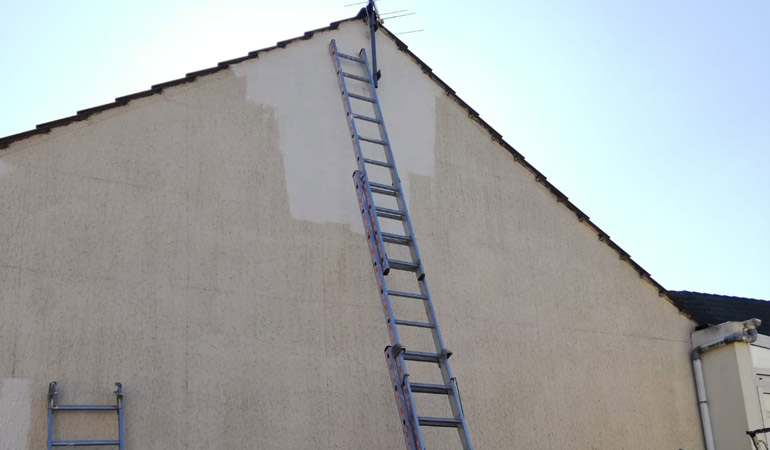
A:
[47,382,125,449]
[330,39,473,450]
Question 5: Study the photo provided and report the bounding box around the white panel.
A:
[0,379,32,450]
[752,345,770,371]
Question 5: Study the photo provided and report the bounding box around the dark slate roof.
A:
[0,10,677,302]
[668,291,770,335]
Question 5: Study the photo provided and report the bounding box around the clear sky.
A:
[2,0,769,299]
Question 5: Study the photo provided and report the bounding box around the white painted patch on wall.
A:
[0,160,11,181]
[0,378,32,449]
[233,23,436,232]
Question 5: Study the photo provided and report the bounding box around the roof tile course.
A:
[668,291,770,335]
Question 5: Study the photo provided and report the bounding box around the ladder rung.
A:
[362,158,392,168]
[410,382,453,395]
[386,290,427,300]
[338,53,364,63]
[403,350,443,363]
[388,259,419,272]
[52,440,120,446]
[418,416,462,428]
[53,405,118,410]
[394,319,434,329]
[348,92,376,103]
[375,206,405,220]
[359,136,388,146]
[381,232,411,244]
[375,206,404,216]
[342,72,370,83]
[369,182,399,196]
[352,113,381,124]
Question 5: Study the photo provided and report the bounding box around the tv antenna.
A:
[342,1,383,86]
[343,0,421,87]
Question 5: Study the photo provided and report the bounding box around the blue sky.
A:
[2,0,768,299]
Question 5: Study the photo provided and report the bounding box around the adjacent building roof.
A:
[668,291,770,335]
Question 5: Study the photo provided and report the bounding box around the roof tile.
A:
[668,291,770,335]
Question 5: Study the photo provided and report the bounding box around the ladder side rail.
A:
[356,48,425,272]
[414,280,473,447]
[449,377,473,448]
[358,46,471,448]
[386,347,419,450]
[47,408,53,450]
[118,408,125,450]
[427,351,473,449]
[402,209,472,443]
[359,49,464,450]
[331,40,389,274]
[361,170,389,274]
[355,158,389,279]
[356,48,398,174]
[416,278,453,369]
[333,41,473,450]
[115,383,125,450]
[395,352,427,450]
[47,383,55,450]
[350,115,392,276]
[354,173,402,346]
[415,276,449,356]
[354,171,384,278]
[360,173,425,448]
[358,47,452,362]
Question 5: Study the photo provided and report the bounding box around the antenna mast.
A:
[365,0,382,88]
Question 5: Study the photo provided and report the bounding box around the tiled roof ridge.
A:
[669,290,769,303]
[0,11,685,314]
[667,290,769,334]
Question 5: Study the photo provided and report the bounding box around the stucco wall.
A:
[0,20,702,449]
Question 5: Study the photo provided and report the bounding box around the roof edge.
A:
[668,290,769,303]
[0,13,364,150]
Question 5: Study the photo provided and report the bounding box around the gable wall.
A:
[0,20,702,449]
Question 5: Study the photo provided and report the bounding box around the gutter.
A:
[691,318,761,450]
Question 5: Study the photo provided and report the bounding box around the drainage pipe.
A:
[691,318,761,450]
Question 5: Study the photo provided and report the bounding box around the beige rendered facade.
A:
[0,17,705,449]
